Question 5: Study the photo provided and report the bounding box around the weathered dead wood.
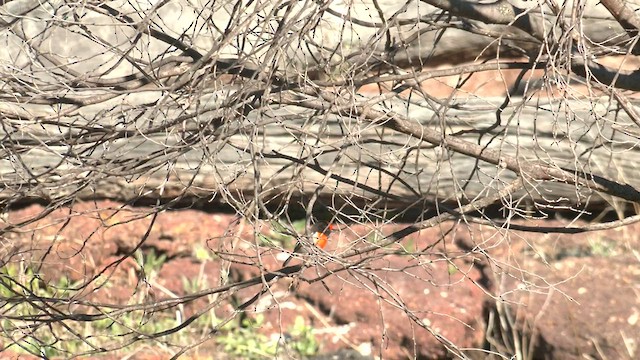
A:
[2,0,640,212]
[2,95,638,211]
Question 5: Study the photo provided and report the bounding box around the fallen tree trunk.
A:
[3,94,638,213]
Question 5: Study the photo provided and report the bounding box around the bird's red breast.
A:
[283,223,336,266]
[313,232,329,249]
[311,223,335,249]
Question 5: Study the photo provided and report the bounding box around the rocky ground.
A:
[1,201,639,359]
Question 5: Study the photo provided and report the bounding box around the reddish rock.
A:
[499,255,640,360]
[4,202,640,360]
[292,256,486,359]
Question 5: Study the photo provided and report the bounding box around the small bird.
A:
[282,222,335,266]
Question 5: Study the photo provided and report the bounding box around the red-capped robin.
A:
[282,222,335,266]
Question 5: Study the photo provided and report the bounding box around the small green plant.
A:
[447,263,458,275]
[182,276,202,294]
[193,245,215,262]
[1,256,319,359]
[216,314,319,359]
[289,316,319,357]
[218,314,278,358]
[135,248,167,278]
[588,237,617,257]
[0,263,83,357]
